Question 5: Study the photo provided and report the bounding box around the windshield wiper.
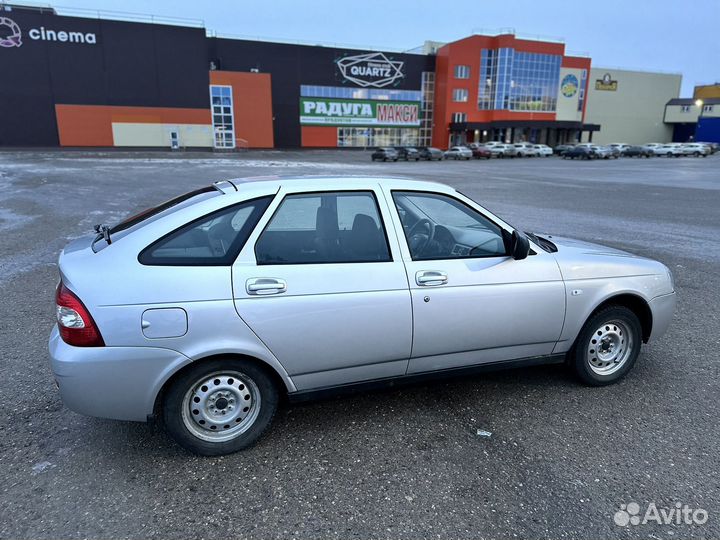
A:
[94,223,112,245]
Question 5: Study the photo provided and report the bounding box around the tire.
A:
[569,306,642,386]
[163,357,279,456]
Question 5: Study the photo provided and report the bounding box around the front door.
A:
[386,189,566,374]
[232,188,412,391]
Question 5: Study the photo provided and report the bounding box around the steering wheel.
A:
[408,218,436,256]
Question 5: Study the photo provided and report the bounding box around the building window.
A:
[210,85,235,149]
[681,105,691,112]
[451,112,467,123]
[454,65,470,79]
[452,88,469,102]
[300,85,421,102]
[420,71,435,147]
[337,127,420,148]
[478,48,561,112]
[703,105,714,112]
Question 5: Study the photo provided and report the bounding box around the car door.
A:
[231,186,412,391]
[384,188,566,375]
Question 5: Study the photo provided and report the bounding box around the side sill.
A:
[287,353,565,404]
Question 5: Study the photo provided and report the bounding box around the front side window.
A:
[255,192,391,264]
[139,196,272,265]
[392,192,507,260]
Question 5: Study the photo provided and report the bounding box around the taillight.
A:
[55,282,105,347]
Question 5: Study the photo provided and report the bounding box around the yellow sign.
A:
[595,73,618,91]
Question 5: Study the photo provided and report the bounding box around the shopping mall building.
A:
[0,3,684,149]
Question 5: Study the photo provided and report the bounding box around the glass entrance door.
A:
[210,85,235,149]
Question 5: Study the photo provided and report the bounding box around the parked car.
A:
[513,143,539,157]
[444,146,473,160]
[394,147,420,161]
[563,146,595,160]
[418,147,444,161]
[591,146,617,159]
[642,143,663,153]
[490,144,518,158]
[553,144,575,156]
[49,176,676,455]
[471,145,492,159]
[680,143,710,157]
[653,144,683,157]
[623,146,652,158]
[371,147,399,162]
[696,141,719,154]
[533,144,553,157]
[608,143,630,154]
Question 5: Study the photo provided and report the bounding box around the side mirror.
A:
[508,230,530,260]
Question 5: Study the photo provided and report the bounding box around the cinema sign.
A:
[300,98,420,126]
[0,16,97,48]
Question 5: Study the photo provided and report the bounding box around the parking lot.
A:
[1,149,718,539]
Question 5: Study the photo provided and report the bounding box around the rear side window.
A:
[255,191,391,264]
[139,196,272,266]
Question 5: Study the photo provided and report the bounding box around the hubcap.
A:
[587,320,633,375]
[181,371,261,442]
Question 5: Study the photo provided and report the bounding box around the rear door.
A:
[231,186,412,391]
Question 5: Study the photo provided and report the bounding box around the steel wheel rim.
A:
[587,320,633,375]
[181,370,261,442]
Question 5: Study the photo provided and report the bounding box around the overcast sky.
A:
[53,0,718,95]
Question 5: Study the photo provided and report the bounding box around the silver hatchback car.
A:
[50,176,676,455]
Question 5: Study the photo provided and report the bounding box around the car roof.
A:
[215,175,454,198]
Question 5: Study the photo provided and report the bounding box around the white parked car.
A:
[513,143,539,157]
[533,144,553,157]
[608,143,630,154]
[680,143,710,157]
[444,146,473,160]
[49,176,676,455]
[653,144,683,157]
[489,144,518,158]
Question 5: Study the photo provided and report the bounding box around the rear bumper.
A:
[649,292,676,341]
[49,326,191,422]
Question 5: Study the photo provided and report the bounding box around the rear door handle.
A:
[416,270,448,286]
[246,278,287,295]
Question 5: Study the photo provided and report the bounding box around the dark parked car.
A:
[623,145,652,158]
[394,147,420,161]
[563,146,595,160]
[471,145,492,159]
[417,147,444,161]
[371,148,399,162]
[553,144,575,156]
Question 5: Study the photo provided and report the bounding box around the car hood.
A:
[534,233,666,280]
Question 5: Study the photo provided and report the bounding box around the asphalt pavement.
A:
[0,149,718,539]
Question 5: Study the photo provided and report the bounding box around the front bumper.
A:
[49,326,191,422]
[649,292,676,341]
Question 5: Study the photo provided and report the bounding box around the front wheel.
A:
[569,306,642,386]
[163,358,279,455]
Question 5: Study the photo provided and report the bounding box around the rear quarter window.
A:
[139,196,273,266]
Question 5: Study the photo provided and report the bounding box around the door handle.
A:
[416,270,448,286]
[246,278,287,295]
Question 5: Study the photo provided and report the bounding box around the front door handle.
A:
[416,270,448,286]
[246,278,287,295]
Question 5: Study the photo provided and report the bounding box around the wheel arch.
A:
[151,352,292,423]
[585,293,653,343]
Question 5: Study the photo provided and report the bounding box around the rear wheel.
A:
[163,358,279,455]
[569,306,642,386]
